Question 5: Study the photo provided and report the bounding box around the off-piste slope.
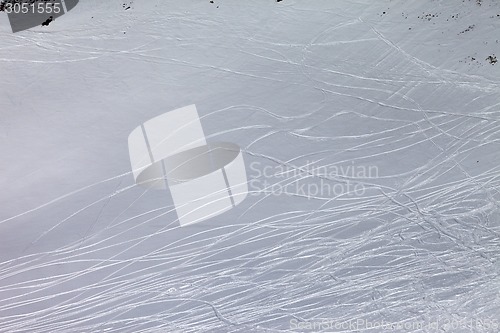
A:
[0,0,499,332]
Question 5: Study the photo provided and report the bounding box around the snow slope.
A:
[0,0,499,332]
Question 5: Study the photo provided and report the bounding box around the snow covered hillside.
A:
[0,0,499,332]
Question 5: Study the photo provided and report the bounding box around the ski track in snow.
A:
[0,1,499,332]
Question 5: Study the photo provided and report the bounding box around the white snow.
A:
[0,0,499,332]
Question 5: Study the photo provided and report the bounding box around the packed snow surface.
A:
[0,0,499,332]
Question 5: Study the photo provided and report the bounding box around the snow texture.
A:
[0,0,499,332]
